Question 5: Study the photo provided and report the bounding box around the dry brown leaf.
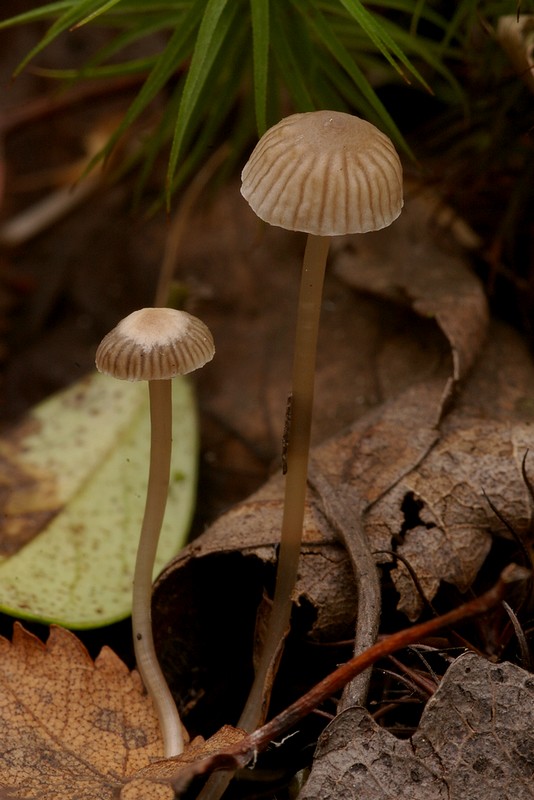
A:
[371,416,534,618]
[135,725,246,781]
[0,623,164,799]
[120,779,175,799]
[0,623,250,800]
[332,183,490,404]
[312,319,534,619]
[299,653,534,800]
[186,181,460,473]
[364,317,534,617]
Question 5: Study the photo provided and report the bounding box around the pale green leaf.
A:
[0,372,198,628]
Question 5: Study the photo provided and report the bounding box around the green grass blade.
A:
[166,0,238,204]
[301,3,411,153]
[172,20,250,185]
[70,14,183,72]
[30,57,157,81]
[0,2,72,28]
[250,0,270,135]
[271,3,315,111]
[337,0,430,89]
[9,0,120,75]
[85,2,203,172]
[72,0,123,29]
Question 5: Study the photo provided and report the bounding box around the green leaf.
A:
[0,372,198,628]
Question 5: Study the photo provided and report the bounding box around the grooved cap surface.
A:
[241,111,403,236]
[95,308,215,381]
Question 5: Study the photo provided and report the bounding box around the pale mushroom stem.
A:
[132,378,185,757]
[239,233,331,732]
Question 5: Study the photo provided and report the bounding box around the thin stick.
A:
[308,469,381,711]
[0,75,145,136]
[132,379,184,757]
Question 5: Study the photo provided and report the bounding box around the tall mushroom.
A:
[95,307,215,757]
[239,110,403,730]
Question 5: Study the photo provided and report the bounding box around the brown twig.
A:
[386,654,437,698]
[0,75,145,135]
[164,563,528,795]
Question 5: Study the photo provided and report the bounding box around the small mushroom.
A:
[239,111,403,729]
[95,307,215,757]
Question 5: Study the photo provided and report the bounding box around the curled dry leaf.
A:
[299,653,534,800]
[365,319,534,618]
[332,183,490,405]
[134,725,247,782]
[152,186,516,719]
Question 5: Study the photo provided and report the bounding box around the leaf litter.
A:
[0,568,528,799]
[0,133,532,796]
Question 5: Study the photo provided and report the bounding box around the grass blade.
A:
[250,0,270,135]
[166,0,237,203]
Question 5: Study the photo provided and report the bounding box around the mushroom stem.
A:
[239,233,330,732]
[132,378,184,757]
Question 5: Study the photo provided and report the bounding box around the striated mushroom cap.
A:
[95,308,215,381]
[241,110,403,236]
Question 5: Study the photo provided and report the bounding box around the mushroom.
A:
[95,307,215,757]
[239,110,403,730]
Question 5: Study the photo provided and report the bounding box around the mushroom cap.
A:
[241,110,403,236]
[95,308,215,381]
